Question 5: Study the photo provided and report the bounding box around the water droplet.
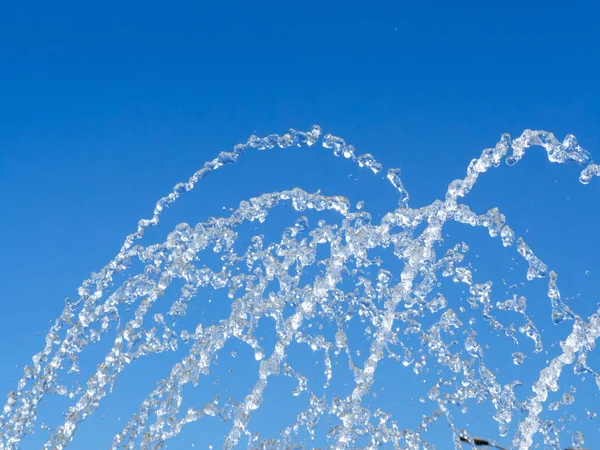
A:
[512,352,525,365]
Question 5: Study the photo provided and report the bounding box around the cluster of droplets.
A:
[0,127,598,450]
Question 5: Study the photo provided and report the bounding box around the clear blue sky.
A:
[1,1,599,448]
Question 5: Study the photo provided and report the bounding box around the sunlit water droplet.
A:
[572,430,585,448]
[512,352,526,365]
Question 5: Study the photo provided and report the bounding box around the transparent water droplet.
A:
[512,352,525,365]
[386,168,409,207]
[572,430,585,448]
[335,330,348,349]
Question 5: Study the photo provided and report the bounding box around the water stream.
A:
[1,126,599,449]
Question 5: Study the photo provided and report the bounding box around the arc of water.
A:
[1,126,598,450]
[332,130,596,449]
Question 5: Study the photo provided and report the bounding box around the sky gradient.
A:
[1,1,599,448]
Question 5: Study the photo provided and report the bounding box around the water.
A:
[1,126,598,449]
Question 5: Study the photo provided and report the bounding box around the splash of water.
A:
[1,126,598,449]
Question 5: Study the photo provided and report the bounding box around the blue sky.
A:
[1,1,599,448]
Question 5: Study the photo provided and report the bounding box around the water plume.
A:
[1,126,598,449]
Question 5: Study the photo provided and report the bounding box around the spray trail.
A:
[1,126,598,449]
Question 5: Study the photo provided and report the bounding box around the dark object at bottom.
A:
[459,435,589,450]
[459,436,506,449]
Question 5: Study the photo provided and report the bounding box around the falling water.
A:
[1,126,599,449]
